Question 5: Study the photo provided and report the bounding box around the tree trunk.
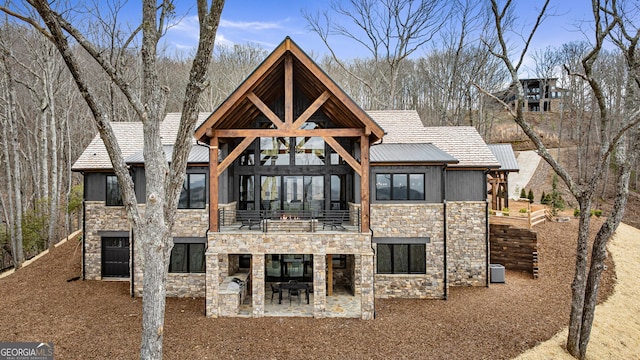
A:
[0,62,25,269]
[566,196,593,356]
[46,54,59,248]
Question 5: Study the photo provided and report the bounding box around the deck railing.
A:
[218,208,360,233]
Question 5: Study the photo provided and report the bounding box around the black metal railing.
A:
[218,208,360,233]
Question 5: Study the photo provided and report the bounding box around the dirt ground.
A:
[0,217,615,360]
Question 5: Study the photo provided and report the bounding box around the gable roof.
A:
[368,110,499,168]
[72,113,209,171]
[194,37,384,141]
[125,145,209,165]
[488,144,519,172]
[366,110,431,143]
[370,143,458,164]
[421,126,500,168]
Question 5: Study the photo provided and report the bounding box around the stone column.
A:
[360,253,375,320]
[313,254,326,318]
[252,254,265,317]
[205,251,219,317]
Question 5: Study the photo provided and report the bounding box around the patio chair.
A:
[288,280,301,305]
[270,283,281,304]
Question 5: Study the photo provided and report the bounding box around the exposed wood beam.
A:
[292,90,330,129]
[217,136,256,177]
[246,92,285,129]
[359,135,370,232]
[289,46,385,141]
[214,128,364,138]
[284,55,293,128]
[209,137,219,232]
[323,136,361,176]
[194,46,286,140]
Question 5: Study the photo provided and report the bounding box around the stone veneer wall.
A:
[370,203,445,299]
[84,201,130,280]
[84,201,209,297]
[132,206,208,297]
[446,201,488,286]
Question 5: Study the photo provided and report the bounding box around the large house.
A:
[72,38,500,319]
[495,78,566,112]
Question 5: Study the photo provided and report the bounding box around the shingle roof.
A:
[370,143,458,163]
[72,113,209,171]
[367,110,499,168]
[366,110,430,143]
[421,126,500,168]
[125,145,209,164]
[488,144,519,172]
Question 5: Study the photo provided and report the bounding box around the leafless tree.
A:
[1,0,225,358]
[304,0,449,110]
[481,0,640,358]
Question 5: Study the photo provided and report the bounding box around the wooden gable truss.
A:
[195,37,384,232]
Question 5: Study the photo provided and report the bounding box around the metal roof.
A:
[370,143,458,164]
[488,144,520,172]
[125,145,209,164]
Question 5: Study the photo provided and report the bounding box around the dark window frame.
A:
[169,243,205,273]
[106,175,124,206]
[178,173,206,209]
[375,173,425,201]
[376,243,426,274]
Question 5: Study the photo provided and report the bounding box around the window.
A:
[106,175,123,206]
[376,244,426,274]
[332,254,347,269]
[169,243,205,273]
[375,173,425,201]
[178,174,206,209]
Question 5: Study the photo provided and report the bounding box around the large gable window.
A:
[106,175,123,206]
[376,244,426,274]
[375,173,425,201]
[178,174,206,209]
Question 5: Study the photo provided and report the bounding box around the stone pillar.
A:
[252,254,265,317]
[205,251,219,317]
[313,254,326,318]
[360,253,375,320]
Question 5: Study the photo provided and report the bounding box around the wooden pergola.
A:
[194,37,384,233]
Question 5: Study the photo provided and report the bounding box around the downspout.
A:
[82,172,86,280]
[130,230,134,297]
[485,170,490,288]
[442,165,448,300]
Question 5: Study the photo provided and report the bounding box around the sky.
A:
[159,0,596,61]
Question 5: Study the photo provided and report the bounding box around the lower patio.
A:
[238,284,361,318]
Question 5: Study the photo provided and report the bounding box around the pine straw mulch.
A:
[0,219,616,360]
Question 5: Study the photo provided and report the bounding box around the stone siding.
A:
[446,201,488,286]
[84,201,208,297]
[370,203,446,299]
[84,202,130,280]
